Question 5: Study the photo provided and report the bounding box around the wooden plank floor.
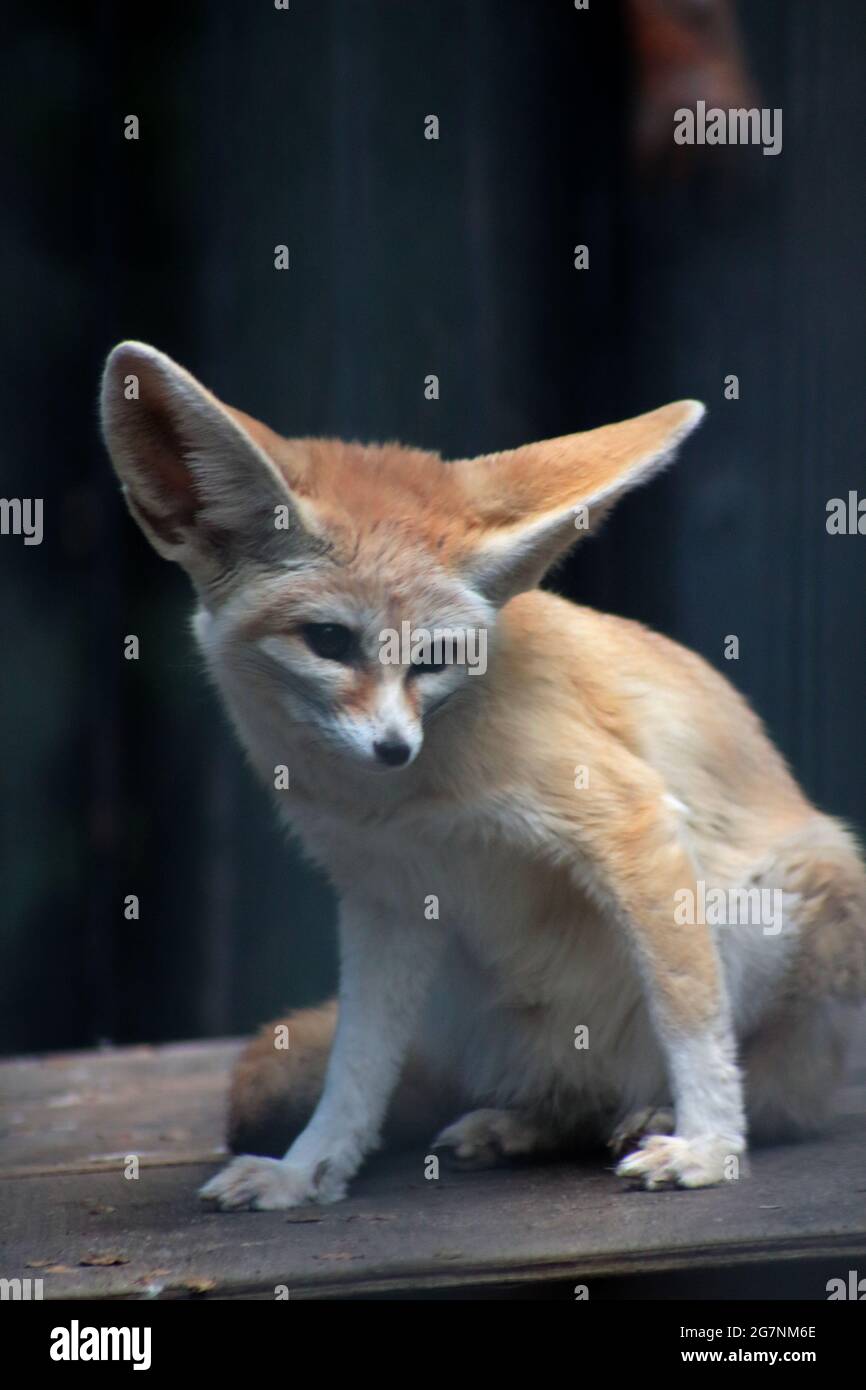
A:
[1,1017,865,1299]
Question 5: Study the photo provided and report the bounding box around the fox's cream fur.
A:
[101,341,866,1208]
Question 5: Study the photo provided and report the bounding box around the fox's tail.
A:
[228,1002,337,1156]
[227,1000,451,1156]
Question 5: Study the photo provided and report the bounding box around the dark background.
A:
[1,0,863,1055]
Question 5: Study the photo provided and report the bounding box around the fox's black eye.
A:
[301,623,356,663]
[408,648,449,678]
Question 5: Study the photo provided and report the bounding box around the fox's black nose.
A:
[374,738,412,767]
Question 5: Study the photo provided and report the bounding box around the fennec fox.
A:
[101,342,866,1210]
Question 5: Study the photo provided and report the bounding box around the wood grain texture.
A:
[1,1017,864,1298]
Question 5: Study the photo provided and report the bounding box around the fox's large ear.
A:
[100,342,320,582]
[455,400,705,604]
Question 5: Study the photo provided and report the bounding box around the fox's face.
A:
[101,342,703,775]
[192,499,496,771]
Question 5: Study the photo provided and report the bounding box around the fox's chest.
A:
[293,800,621,1007]
[292,798,661,1110]
[295,798,547,916]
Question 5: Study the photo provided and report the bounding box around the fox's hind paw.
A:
[607,1107,674,1159]
[431,1108,557,1169]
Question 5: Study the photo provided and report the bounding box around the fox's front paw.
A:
[615,1133,744,1190]
[199,1154,346,1211]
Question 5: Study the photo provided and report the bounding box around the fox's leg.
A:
[570,795,746,1189]
[201,904,442,1210]
[227,1001,454,1157]
[613,1030,743,1189]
